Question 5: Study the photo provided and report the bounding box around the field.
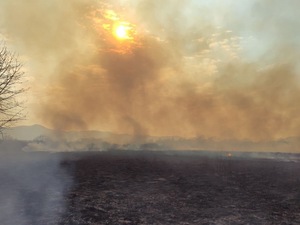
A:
[0,148,300,224]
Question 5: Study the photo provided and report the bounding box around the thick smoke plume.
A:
[1,0,300,142]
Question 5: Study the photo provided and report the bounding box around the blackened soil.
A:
[58,151,300,225]
[1,150,300,225]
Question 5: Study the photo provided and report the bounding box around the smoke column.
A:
[0,0,300,142]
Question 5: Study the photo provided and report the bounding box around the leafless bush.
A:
[0,43,25,136]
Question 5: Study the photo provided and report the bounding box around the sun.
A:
[98,9,136,42]
[95,9,140,53]
[113,23,132,40]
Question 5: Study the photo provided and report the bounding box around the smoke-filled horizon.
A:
[1,0,300,141]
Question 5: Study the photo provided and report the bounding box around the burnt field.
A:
[1,149,300,225]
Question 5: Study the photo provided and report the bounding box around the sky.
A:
[0,0,300,142]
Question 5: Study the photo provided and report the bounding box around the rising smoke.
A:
[0,0,300,142]
[0,140,72,224]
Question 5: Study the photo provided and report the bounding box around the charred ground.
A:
[1,148,300,224]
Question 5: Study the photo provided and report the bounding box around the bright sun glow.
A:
[114,23,132,40]
[99,9,136,42]
[96,9,140,53]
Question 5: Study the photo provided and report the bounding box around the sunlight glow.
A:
[114,23,132,40]
[93,9,141,54]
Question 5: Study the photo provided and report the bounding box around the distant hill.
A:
[4,125,300,153]
[4,124,137,143]
[5,125,53,140]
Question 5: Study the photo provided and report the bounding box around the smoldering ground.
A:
[1,0,300,148]
[0,141,72,225]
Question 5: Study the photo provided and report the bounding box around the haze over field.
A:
[1,3,300,224]
[1,1,300,151]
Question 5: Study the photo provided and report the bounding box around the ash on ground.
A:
[1,147,300,225]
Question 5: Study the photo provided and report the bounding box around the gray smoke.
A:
[0,140,72,225]
[0,0,300,147]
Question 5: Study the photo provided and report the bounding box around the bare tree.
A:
[0,44,25,136]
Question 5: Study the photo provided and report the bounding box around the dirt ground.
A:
[1,150,300,224]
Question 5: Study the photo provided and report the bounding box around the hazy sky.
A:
[1,0,300,141]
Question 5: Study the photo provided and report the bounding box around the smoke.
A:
[0,140,72,224]
[1,0,300,142]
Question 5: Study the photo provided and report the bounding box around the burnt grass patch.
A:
[58,150,300,225]
[1,150,300,224]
